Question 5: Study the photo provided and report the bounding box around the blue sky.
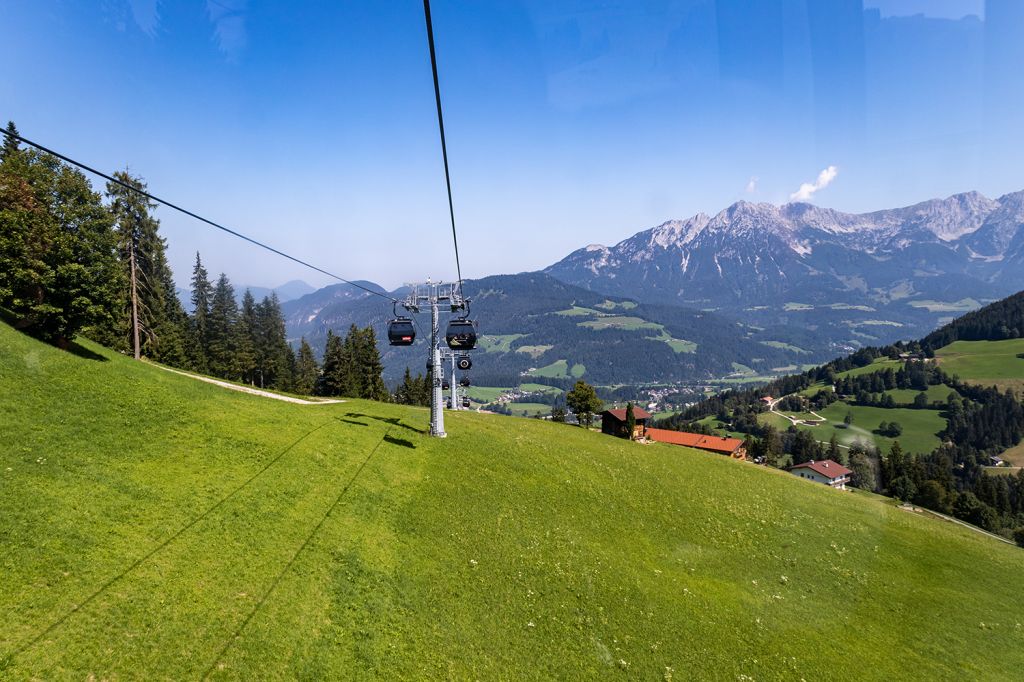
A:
[2,0,1021,291]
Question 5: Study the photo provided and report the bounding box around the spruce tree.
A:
[1,121,20,161]
[104,171,186,363]
[318,330,347,396]
[356,326,389,401]
[625,401,636,439]
[206,273,238,378]
[255,294,294,389]
[235,290,258,383]
[189,253,212,371]
[293,338,319,395]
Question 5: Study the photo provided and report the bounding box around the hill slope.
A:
[2,322,1023,679]
[282,272,829,386]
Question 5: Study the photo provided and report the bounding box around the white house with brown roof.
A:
[788,459,852,489]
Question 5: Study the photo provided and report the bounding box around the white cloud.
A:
[745,176,758,194]
[207,0,248,62]
[790,165,838,202]
[128,0,161,36]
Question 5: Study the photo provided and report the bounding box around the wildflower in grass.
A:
[780,575,788,584]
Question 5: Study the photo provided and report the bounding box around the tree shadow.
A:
[336,418,369,427]
[384,434,416,449]
[63,340,109,362]
[0,311,109,362]
[344,412,426,435]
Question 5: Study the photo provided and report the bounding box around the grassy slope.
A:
[762,403,945,454]
[935,339,1024,391]
[2,323,1024,679]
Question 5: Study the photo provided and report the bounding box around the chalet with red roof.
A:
[645,428,747,460]
[789,459,852,489]
[600,407,651,439]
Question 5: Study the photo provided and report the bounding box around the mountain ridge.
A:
[545,188,1024,349]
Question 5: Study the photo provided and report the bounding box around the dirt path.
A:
[899,504,1015,545]
[153,365,345,405]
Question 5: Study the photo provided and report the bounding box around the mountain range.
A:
[545,190,1024,348]
[278,188,1024,387]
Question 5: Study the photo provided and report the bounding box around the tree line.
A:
[0,120,406,401]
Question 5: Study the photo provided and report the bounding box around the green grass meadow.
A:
[764,402,946,454]
[2,321,1024,679]
[935,339,1024,391]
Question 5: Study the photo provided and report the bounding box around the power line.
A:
[0,128,396,303]
[422,0,464,292]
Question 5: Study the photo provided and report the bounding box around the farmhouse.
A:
[645,428,747,459]
[600,407,651,439]
[789,459,852,489]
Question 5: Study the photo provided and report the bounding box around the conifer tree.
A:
[189,253,212,371]
[206,273,238,378]
[235,290,258,383]
[1,121,20,161]
[255,293,294,389]
[103,171,187,363]
[625,401,636,439]
[317,329,347,396]
[355,326,389,401]
[293,338,319,395]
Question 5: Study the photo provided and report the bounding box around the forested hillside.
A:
[662,291,1024,543]
[921,289,1024,348]
[283,273,831,386]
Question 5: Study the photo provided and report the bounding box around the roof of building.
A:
[789,459,852,479]
[602,407,652,421]
[645,428,744,454]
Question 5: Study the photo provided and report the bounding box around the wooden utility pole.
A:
[129,236,141,360]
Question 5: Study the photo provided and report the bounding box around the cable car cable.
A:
[422,0,464,293]
[0,128,396,303]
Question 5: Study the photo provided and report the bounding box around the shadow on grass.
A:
[344,412,426,434]
[0,309,110,362]
[63,340,109,362]
[384,434,415,449]
[336,418,369,427]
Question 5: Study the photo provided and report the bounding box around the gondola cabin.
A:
[445,319,477,350]
[387,318,416,346]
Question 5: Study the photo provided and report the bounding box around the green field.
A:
[836,358,902,379]
[908,299,981,313]
[577,315,661,331]
[595,300,637,310]
[2,321,1024,678]
[648,329,697,353]
[514,344,553,358]
[464,385,511,402]
[504,402,552,417]
[935,339,1024,391]
[883,385,958,405]
[526,359,585,379]
[553,306,601,317]
[477,334,525,353]
[763,402,946,454]
[519,383,563,395]
[760,340,808,353]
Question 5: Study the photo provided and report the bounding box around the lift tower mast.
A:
[399,281,467,437]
